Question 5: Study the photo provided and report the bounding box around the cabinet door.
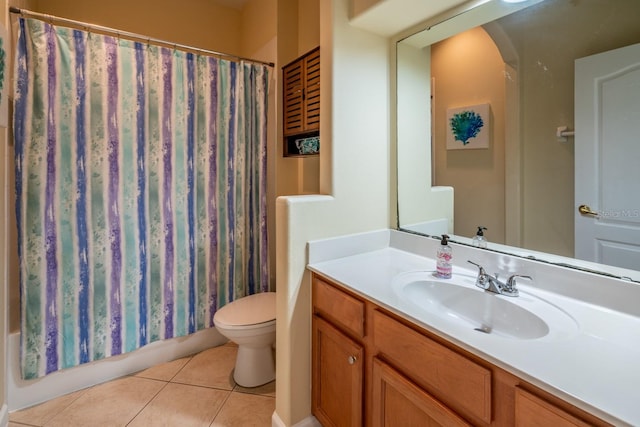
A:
[283,58,304,135]
[312,315,363,427]
[303,48,320,131]
[283,47,320,136]
[372,358,471,427]
[515,387,592,427]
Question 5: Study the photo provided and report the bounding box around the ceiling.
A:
[350,0,467,37]
[212,0,467,33]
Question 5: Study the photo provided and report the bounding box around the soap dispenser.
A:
[436,234,452,279]
[472,226,488,248]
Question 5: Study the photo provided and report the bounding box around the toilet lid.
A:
[214,292,276,327]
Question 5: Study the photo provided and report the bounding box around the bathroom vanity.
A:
[307,230,640,426]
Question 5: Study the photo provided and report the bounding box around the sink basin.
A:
[393,272,578,340]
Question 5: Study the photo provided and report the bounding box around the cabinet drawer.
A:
[373,310,492,423]
[313,275,365,339]
[515,387,592,427]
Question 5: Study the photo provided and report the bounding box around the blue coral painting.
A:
[446,103,490,150]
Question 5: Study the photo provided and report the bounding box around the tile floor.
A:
[9,342,275,427]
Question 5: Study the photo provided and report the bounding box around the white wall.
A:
[396,42,453,231]
[275,0,321,199]
[273,0,390,424]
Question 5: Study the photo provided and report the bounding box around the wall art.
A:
[446,103,490,150]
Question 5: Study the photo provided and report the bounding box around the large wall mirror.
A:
[397,0,640,281]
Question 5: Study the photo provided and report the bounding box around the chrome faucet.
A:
[467,260,531,297]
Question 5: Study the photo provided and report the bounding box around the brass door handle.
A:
[578,204,598,217]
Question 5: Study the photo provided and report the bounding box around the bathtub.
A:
[7,327,227,411]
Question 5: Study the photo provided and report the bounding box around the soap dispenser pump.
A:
[472,226,488,248]
[436,234,452,279]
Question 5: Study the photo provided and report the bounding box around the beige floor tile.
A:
[9,388,85,426]
[234,380,275,397]
[128,383,230,427]
[210,392,274,427]
[8,344,275,427]
[134,355,192,381]
[45,376,164,427]
[172,345,237,390]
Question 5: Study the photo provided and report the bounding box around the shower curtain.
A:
[14,17,270,380]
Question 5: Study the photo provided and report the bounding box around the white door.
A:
[574,43,640,269]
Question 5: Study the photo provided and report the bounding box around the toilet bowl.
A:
[213,291,276,387]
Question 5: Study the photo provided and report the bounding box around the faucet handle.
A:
[504,274,532,296]
[467,260,486,275]
[468,260,491,290]
[507,274,532,285]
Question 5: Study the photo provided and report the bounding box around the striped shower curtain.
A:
[14,17,270,379]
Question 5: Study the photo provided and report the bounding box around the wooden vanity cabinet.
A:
[311,273,610,427]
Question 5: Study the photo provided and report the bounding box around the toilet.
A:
[213,291,276,387]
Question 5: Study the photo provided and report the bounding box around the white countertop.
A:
[307,230,640,426]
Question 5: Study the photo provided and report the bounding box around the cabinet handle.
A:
[348,355,357,365]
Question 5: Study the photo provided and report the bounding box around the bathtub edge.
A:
[7,328,227,412]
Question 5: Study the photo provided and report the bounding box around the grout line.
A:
[209,388,234,426]
[166,355,195,382]
[232,381,276,397]
[125,378,171,426]
[167,382,236,392]
[171,382,233,391]
[207,369,238,425]
[43,388,89,425]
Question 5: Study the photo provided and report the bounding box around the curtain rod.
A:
[9,6,275,68]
